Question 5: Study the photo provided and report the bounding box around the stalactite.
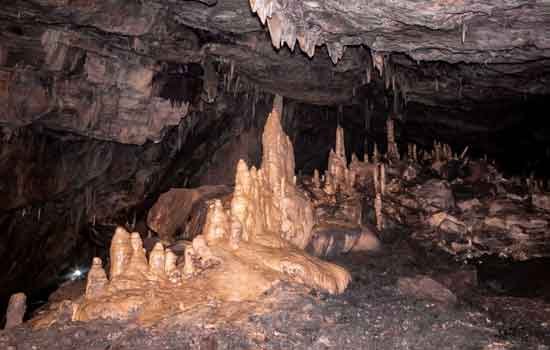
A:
[372,51,385,77]
[366,63,372,84]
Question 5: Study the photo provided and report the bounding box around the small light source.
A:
[71,268,83,280]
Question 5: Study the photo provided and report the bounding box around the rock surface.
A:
[398,275,458,306]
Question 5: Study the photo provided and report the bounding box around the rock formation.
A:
[4,293,26,329]
[386,117,400,161]
[304,125,381,257]
[35,96,351,325]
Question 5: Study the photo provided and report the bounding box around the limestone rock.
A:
[109,227,132,279]
[62,96,352,325]
[84,258,108,299]
[412,180,455,213]
[398,275,457,306]
[4,293,26,329]
[147,185,233,243]
[149,242,167,278]
[532,193,550,213]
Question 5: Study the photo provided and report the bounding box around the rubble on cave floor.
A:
[2,239,549,349]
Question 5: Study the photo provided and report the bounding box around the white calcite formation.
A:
[33,96,351,326]
[324,125,358,195]
[307,125,381,257]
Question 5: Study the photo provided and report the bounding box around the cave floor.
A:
[1,237,549,350]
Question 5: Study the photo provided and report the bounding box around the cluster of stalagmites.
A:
[45,95,352,324]
[303,120,384,257]
[309,119,391,235]
[342,115,550,262]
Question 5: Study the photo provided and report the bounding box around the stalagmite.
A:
[127,232,148,276]
[164,249,177,274]
[183,247,195,276]
[373,144,380,163]
[386,117,399,160]
[4,293,26,329]
[313,169,320,188]
[109,226,132,279]
[373,163,385,230]
[85,257,108,299]
[54,96,351,326]
[324,171,335,195]
[229,216,242,249]
[375,193,383,231]
[149,242,166,278]
[380,163,386,195]
[204,199,230,243]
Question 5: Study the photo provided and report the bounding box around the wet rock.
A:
[412,180,455,213]
[397,275,457,306]
[532,193,550,213]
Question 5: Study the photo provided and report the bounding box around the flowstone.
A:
[33,95,350,326]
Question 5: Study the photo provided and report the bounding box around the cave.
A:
[1,0,550,348]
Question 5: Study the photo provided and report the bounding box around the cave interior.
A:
[1,0,550,348]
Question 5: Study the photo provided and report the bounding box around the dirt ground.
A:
[2,234,549,350]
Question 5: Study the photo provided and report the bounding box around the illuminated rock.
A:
[84,258,108,299]
[52,96,351,326]
[164,249,177,274]
[148,242,167,279]
[109,227,132,279]
[126,232,148,277]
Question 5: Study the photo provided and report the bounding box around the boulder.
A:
[147,185,232,242]
[398,275,457,306]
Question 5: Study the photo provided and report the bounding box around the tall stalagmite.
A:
[62,95,351,325]
[227,95,315,249]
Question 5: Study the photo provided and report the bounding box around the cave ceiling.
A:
[1,0,550,143]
